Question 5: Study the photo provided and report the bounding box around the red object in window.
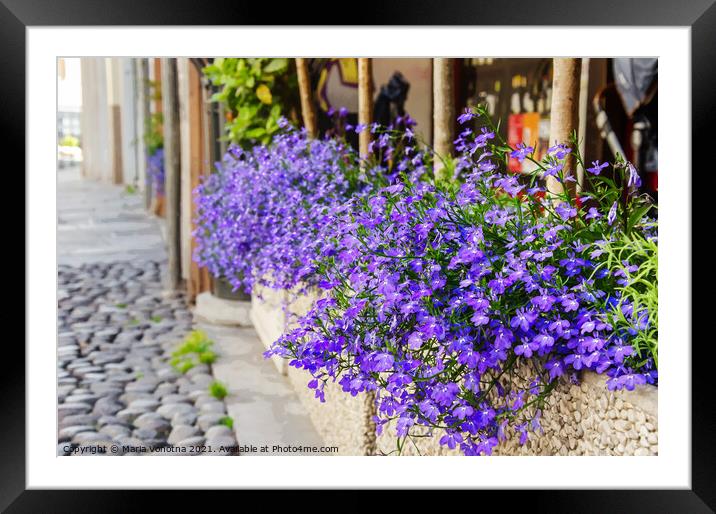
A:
[575,194,583,209]
[507,114,524,173]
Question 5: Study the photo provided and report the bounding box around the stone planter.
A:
[376,369,658,457]
[212,276,251,302]
[251,285,657,456]
[251,284,376,455]
[250,284,289,375]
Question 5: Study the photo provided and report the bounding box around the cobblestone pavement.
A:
[57,260,239,456]
[57,168,238,456]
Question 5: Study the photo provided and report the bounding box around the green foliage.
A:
[218,416,234,429]
[202,58,299,148]
[208,381,228,400]
[144,80,163,155]
[115,303,127,309]
[150,315,163,323]
[170,330,216,373]
[144,112,164,155]
[124,184,138,195]
[594,229,658,368]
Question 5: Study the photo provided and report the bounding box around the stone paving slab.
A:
[201,323,325,455]
[57,167,166,266]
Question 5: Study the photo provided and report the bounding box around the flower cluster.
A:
[267,107,657,455]
[193,123,370,293]
[147,148,165,196]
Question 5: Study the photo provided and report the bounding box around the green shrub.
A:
[202,58,299,149]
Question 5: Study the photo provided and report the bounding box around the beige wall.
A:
[79,58,112,182]
[373,58,432,143]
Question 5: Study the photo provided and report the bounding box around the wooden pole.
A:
[295,58,317,138]
[358,58,374,158]
[138,59,153,209]
[433,58,455,181]
[187,62,211,302]
[547,58,582,200]
[577,58,590,195]
[161,58,182,291]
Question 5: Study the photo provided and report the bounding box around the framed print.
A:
[5,0,714,509]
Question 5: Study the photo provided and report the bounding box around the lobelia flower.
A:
[627,163,642,188]
[587,160,609,175]
[607,201,618,226]
[263,108,657,456]
[510,142,534,163]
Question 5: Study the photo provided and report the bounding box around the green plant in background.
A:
[592,228,658,368]
[170,330,216,373]
[150,315,163,323]
[144,80,163,155]
[208,381,228,400]
[218,416,234,430]
[59,134,80,147]
[202,58,299,148]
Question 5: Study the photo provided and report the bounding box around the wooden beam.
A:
[358,58,374,159]
[161,58,182,291]
[547,58,582,201]
[295,58,317,138]
[187,63,210,302]
[433,58,455,181]
[111,104,123,185]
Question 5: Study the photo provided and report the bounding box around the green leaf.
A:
[627,203,653,233]
[245,127,267,139]
[263,58,288,73]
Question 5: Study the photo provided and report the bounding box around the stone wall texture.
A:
[376,370,657,456]
[251,289,657,457]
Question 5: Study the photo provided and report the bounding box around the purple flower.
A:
[587,160,609,175]
[371,352,395,372]
[457,109,475,125]
[607,201,618,226]
[510,143,534,163]
[555,202,577,220]
[439,432,463,449]
[627,163,642,188]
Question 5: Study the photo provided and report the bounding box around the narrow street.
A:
[57,166,323,455]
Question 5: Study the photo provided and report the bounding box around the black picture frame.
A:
[5,0,713,510]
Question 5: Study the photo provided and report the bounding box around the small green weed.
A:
[219,416,234,429]
[209,381,228,400]
[170,330,216,374]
